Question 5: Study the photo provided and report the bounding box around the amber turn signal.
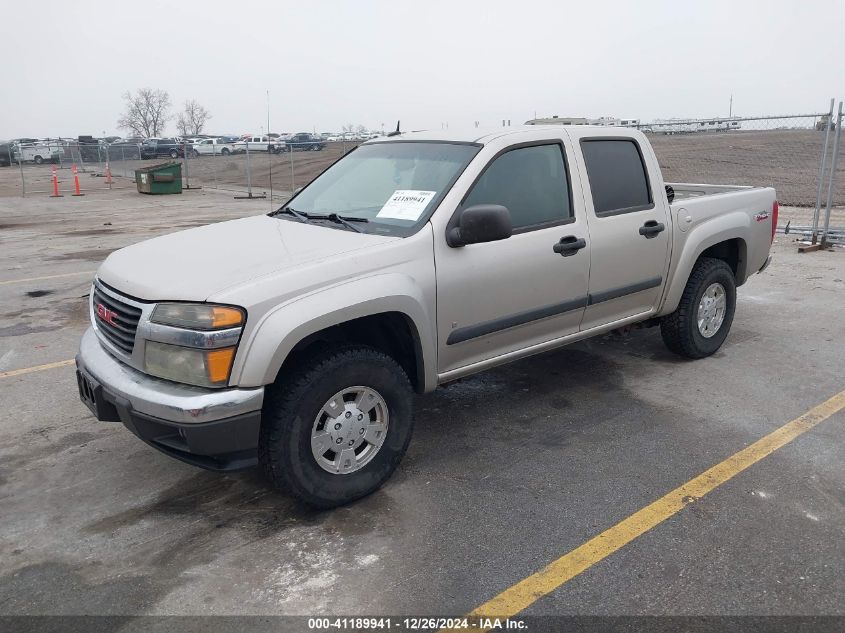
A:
[211,306,245,329]
[205,347,236,384]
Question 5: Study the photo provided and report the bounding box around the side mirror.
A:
[446,204,512,247]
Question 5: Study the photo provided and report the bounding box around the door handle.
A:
[553,235,586,257]
[639,220,665,239]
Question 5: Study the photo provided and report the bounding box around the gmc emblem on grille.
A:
[96,303,118,326]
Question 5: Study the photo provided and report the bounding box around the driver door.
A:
[435,140,591,374]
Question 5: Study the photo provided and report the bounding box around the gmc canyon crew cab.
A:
[76,126,777,508]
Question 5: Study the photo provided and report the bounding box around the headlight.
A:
[151,303,244,330]
[145,303,245,387]
[145,341,236,388]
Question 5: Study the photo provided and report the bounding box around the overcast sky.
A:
[2,0,842,139]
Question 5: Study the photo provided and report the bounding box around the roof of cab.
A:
[363,124,632,145]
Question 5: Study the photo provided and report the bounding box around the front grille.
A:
[92,283,142,354]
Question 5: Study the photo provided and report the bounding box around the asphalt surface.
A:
[0,189,843,624]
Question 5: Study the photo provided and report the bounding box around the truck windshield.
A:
[278,142,480,236]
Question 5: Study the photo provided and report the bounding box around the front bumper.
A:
[76,327,264,470]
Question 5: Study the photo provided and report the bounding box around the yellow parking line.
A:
[456,389,845,629]
[0,359,75,379]
[0,270,95,286]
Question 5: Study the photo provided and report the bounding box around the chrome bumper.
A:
[76,327,264,424]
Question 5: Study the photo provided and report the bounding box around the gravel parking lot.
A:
[1,188,844,629]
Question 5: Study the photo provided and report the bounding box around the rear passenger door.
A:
[571,133,671,329]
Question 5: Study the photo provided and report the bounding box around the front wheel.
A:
[660,257,736,359]
[34,155,43,165]
[259,345,414,508]
[220,148,230,156]
[170,149,179,158]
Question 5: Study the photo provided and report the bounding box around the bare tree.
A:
[117,88,172,138]
[355,124,368,135]
[342,123,354,134]
[176,99,212,137]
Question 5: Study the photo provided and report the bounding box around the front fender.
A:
[232,273,437,391]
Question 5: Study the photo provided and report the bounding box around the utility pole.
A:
[729,94,733,118]
[267,90,273,208]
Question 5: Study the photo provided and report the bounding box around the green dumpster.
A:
[135,161,182,195]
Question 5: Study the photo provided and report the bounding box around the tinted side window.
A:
[581,139,652,215]
[463,144,571,230]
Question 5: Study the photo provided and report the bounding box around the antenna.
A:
[387,120,401,137]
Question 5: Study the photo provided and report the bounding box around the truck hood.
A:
[97,214,397,301]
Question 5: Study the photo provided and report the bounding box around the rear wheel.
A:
[34,155,43,165]
[221,148,230,156]
[169,149,179,159]
[259,345,414,508]
[192,149,200,158]
[661,257,736,359]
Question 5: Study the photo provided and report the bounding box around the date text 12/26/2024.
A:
[307,617,527,630]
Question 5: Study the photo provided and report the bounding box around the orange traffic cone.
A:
[105,162,113,188]
[50,165,62,197]
[72,164,84,196]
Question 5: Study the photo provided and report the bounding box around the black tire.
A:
[221,148,230,156]
[192,149,200,158]
[660,257,736,359]
[34,155,43,165]
[170,149,179,159]
[259,345,414,508]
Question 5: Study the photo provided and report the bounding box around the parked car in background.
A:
[191,137,238,157]
[111,137,145,146]
[233,135,281,154]
[13,141,63,164]
[285,132,326,151]
[140,138,185,159]
[107,138,145,159]
[0,141,14,166]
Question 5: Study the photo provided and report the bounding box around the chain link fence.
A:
[0,137,364,199]
[2,106,843,243]
[809,101,844,245]
[633,105,845,245]
[641,113,839,207]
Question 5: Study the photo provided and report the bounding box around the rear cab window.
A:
[580,139,653,216]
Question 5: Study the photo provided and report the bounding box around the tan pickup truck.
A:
[76,126,777,507]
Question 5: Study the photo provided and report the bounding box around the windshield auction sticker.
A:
[376,190,436,221]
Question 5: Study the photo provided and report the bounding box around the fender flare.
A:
[232,273,437,391]
[659,212,750,315]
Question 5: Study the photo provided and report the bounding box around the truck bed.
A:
[668,182,761,201]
